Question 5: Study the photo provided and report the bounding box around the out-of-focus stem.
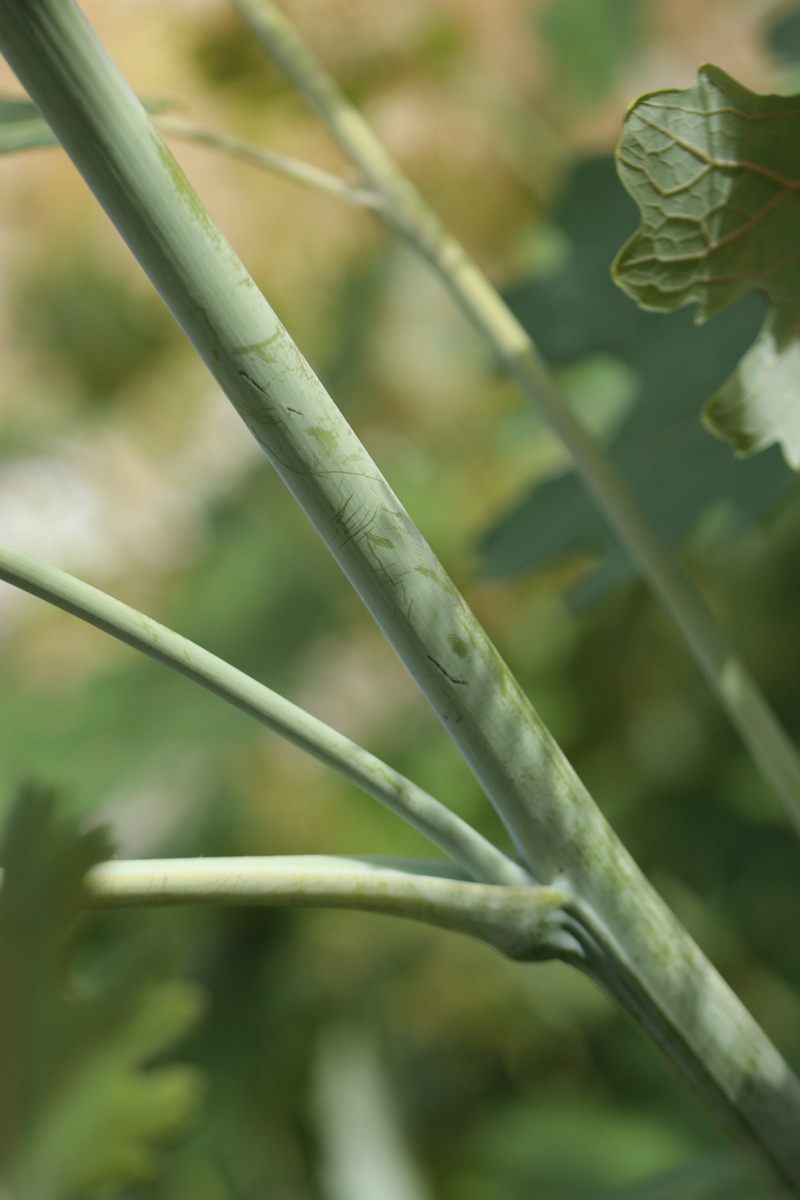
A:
[157,115,382,208]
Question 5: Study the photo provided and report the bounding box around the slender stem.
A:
[86,854,572,961]
[232,0,800,837]
[0,541,526,887]
[508,353,800,839]
[1,1,799,1189]
[157,115,383,209]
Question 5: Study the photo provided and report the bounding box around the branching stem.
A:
[157,115,383,209]
[1,0,799,1189]
[86,854,572,961]
[0,541,526,886]
[232,0,800,837]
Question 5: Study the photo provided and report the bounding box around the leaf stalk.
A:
[87,855,573,963]
[157,115,383,208]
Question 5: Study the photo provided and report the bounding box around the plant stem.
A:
[86,854,572,961]
[232,0,800,838]
[1,0,799,1188]
[0,541,525,886]
[157,115,382,208]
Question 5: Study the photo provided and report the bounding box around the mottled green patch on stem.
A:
[448,634,469,659]
[307,425,339,454]
[153,133,222,246]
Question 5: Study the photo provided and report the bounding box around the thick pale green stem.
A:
[232,0,800,838]
[0,542,525,886]
[1,0,799,1189]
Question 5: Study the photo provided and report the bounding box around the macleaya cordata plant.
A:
[0,0,799,1195]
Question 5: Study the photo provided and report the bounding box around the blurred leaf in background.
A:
[0,786,204,1196]
[590,1152,759,1199]
[479,156,795,606]
[537,0,648,104]
[14,250,174,405]
[456,1090,707,1200]
[764,1,800,65]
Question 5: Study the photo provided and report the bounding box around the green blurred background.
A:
[1,0,800,1195]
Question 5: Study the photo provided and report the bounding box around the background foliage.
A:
[1,1,799,1196]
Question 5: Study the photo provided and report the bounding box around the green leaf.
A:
[0,95,170,154]
[613,64,800,467]
[0,787,205,1198]
[764,4,800,66]
[15,249,174,401]
[589,1153,762,1199]
[480,156,794,604]
[466,1092,697,1199]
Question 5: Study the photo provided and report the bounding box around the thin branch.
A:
[157,115,383,209]
[231,0,800,838]
[0,541,527,887]
[82,842,800,1175]
[86,853,573,962]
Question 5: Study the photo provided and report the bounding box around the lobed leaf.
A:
[480,156,791,604]
[613,64,800,467]
[0,787,205,1198]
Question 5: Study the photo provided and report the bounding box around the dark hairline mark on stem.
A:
[428,656,468,685]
